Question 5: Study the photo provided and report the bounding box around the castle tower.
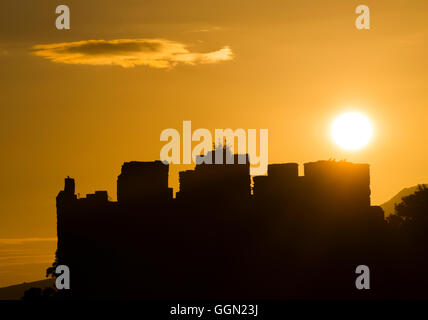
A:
[64,176,75,196]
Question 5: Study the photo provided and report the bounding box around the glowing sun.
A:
[331,112,373,150]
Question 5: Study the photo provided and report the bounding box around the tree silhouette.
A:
[395,185,428,223]
[386,213,404,229]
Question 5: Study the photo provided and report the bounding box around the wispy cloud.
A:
[188,26,224,33]
[32,38,233,68]
[0,238,56,245]
[0,237,56,287]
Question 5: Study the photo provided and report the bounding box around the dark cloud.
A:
[32,39,233,68]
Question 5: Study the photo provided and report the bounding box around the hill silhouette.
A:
[0,279,54,300]
[381,184,428,216]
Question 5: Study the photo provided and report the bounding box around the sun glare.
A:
[331,112,373,151]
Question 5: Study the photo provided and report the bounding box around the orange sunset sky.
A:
[0,0,428,285]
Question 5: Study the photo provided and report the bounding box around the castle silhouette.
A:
[50,146,428,299]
